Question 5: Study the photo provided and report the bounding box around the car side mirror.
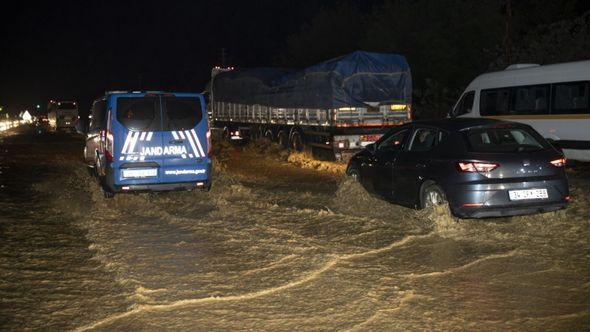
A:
[366,143,376,152]
[75,118,87,135]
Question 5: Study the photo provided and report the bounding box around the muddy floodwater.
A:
[1,127,590,331]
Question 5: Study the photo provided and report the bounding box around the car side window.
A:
[452,91,475,117]
[89,100,107,131]
[408,128,446,152]
[377,129,408,152]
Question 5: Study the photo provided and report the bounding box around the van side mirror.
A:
[75,118,87,135]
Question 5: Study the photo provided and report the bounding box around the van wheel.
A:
[102,188,115,198]
[421,183,447,208]
[200,183,212,192]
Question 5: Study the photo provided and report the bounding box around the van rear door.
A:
[112,94,165,186]
[159,94,209,184]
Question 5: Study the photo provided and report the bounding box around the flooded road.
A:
[1,127,590,331]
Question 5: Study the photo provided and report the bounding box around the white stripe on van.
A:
[171,131,179,140]
[146,132,153,141]
[181,154,187,159]
[178,131,186,139]
[191,129,206,157]
[128,132,140,155]
[184,130,201,158]
[139,132,147,141]
[121,132,133,154]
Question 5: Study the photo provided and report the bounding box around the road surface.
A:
[1,126,590,331]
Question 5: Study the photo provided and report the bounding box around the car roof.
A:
[409,118,524,131]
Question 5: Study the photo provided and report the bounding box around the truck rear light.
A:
[550,158,566,167]
[457,162,499,173]
[565,195,571,201]
[336,139,350,149]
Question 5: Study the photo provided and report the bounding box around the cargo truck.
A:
[209,51,412,160]
[47,100,79,132]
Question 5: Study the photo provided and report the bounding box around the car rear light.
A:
[457,162,499,173]
[565,195,571,201]
[550,157,566,167]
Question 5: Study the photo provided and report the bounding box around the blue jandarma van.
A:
[81,91,211,197]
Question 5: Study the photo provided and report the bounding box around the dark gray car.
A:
[346,118,570,218]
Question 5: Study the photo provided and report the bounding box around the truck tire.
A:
[264,129,274,142]
[277,131,288,148]
[290,131,303,151]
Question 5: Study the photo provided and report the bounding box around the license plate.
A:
[508,189,548,201]
[122,168,157,178]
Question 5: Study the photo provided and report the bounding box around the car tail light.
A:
[550,157,566,167]
[206,129,212,157]
[457,162,499,173]
[565,195,571,201]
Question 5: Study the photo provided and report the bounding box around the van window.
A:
[512,85,549,114]
[163,97,203,130]
[89,100,107,131]
[116,97,159,131]
[553,81,590,114]
[480,88,510,115]
[464,127,548,153]
[453,91,475,117]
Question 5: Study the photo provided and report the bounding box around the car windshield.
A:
[464,127,549,153]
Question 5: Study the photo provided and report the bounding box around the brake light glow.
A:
[457,162,499,172]
[565,195,571,201]
[550,158,566,167]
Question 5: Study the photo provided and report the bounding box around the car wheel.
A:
[347,166,360,182]
[421,183,447,208]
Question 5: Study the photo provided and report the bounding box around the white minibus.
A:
[452,60,590,161]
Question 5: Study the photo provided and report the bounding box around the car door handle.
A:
[169,139,184,144]
[416,163,426,168]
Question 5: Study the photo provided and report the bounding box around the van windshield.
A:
[116,97,159,131]
[163,97,203,130]
[464,127,549,153]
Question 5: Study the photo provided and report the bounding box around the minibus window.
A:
[163,97,203,130]
[512,85,549,115]
[552,82,590,114]
[480,88,510,116]
[453,91,474,116]
[116,97,159,131]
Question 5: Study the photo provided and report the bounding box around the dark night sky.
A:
[0,0,371,115]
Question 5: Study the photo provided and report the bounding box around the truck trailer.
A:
[209,51,412,160]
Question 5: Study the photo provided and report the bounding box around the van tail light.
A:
[457,162,499,173]
[100,129,114,162]
[550,157,566,167]
[206,129,212,157]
